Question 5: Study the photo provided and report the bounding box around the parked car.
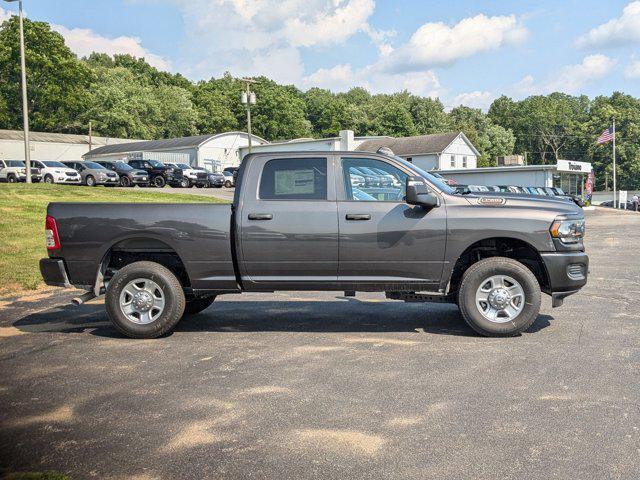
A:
[95,160,149,187]
[61,161,119,187]
[31,160,81,184]
[0,160,41,183]
[599,200,635,209]
[430,171,457,186]
[221,170,235,188]
[165,163,208,188]
[223,166,239,184]
[40,151,588,339]
[193,167,225,188]
[127,159,183,188]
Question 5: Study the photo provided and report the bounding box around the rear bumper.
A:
[540,251,589,302]
[39,258,72,288]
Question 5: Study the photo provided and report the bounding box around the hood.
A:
[460,192,583,217]
[131,169,147,176]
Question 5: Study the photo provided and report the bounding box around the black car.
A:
[194,167,224,188]
[95,160,150,187]
[127,159,183,188]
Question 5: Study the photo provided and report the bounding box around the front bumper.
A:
[540,251,589,306]
[97,177,120,185]
[56,176,81,184]
[39,258,72,288]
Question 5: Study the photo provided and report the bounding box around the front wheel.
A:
[224,180,232,188]
[179,178,190,188]
[153,176,166,188]
[86,175,96,187]
[457,257,541,337]
[120,176,131,187]
[105,261,186,338]
[44,175,54,184]
[8,174,17,183]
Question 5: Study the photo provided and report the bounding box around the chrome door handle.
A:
[248,213,273,220]
[345,214,371,221]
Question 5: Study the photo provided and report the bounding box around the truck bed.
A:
[47,202,238,292]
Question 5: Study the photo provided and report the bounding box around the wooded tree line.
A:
[1,17,639,189]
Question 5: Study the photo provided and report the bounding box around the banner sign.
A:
[557,160,592,173]
[585,171,594,204]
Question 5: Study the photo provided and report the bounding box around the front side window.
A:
[259,158,327,200]
[149,160,164,168]
[7,161,24,167]
[342,157,407,202]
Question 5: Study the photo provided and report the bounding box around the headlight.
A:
[550,218,585,244]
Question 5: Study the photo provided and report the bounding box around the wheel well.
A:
[448,237,549,295]
[102,238,191,289]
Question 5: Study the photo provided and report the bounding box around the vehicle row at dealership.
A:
[0,158,237,188]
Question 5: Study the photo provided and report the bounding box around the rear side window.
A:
[259,158,327,200]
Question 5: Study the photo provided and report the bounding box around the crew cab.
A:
[0,160,41,183]
[127,159,183,188]
[94,160,149,187]
[40,151,588,338]
[165,162,208,188]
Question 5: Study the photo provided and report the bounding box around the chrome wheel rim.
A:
[119,278,165,324]
[475,275,525,323]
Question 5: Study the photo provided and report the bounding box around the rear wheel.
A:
[184,295,216,315]
[457,257,541,337]
[195,183,205,188]
[105,261,186,338]
[153,175,165,188]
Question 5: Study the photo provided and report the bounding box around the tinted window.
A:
[342,158,407,202]
[115,162,133,171]
[149,160,164,167]
[259,158,327,200]
[43,161,66,168]
[84,162,106,169]
[7,161,25,167]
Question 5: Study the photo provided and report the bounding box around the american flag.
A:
[597,126,614,144]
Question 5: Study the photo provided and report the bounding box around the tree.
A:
[408,96,449,134]
[304,88,360,137]
[0,17,93,133]
[192,81,238,134]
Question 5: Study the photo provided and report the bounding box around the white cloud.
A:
[513,54,617,96]
[625,58,640,79]
[452,91,495,110]
[375,13,528,73]
[302,64,443,98]
[51,25,171,71]
[577,1,640,48]
[0,6,13,23]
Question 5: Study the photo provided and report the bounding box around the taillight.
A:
[45,215,60,250]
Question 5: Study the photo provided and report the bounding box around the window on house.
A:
[450,155,456,168]
[462,156,468,168]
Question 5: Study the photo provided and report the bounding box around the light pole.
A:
[5,0,31,182]
[240,78,257,154]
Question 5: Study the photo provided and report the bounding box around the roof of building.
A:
[84,131,268,157]
[0,129,137,146]
[356,132,479,156]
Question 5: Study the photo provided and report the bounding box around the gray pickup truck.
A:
[40,151,588,338]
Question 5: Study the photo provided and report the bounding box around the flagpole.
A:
[613,118,617,208]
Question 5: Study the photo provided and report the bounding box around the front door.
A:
[337,156,447,290]
[239,156,338,287]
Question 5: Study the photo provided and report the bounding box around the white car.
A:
[31,160,82,184]
[0,160,41,183]
[164,162,208,187]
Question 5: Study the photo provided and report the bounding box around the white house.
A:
[355,132,479,171]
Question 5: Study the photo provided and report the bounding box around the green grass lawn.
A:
[0,184,223,295]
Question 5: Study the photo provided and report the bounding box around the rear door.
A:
[337,156,447,291]
[238,155,338,287]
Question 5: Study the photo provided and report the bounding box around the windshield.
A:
[115,162,133,171]
[393,156,456,194]
[7,161,25,167]
[43,161,66,168]
[176,164,191,169]
[84,162,106,169]
[149,160,165,167]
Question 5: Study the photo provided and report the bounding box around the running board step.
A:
[385,291,455,303]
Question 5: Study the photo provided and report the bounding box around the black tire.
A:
[184,295,216,315]
[224,180,232,188]
[120,176,131,187]
[44,175,54,184]
[105,261,186,339]
[195,183,205,188]
[457,257,541,337]
[180,178,190,188]
[86,175,96,187]
[7,174,17,183]
[153,175,166,188]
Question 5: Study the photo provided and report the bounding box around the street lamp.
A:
[5,0,31,183]
[240,78,257,153]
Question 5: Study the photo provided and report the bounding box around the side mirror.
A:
[406,176,440,208]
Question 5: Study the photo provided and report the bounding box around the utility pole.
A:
[88,121,92,151]
[612,118,617,208]
[240,78,257,154]
[5,0,31,182]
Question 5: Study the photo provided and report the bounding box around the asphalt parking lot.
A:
[1,208,639,479]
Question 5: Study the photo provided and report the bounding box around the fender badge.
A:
[478,197,506,206]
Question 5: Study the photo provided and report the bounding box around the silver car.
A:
[62,161,120,187]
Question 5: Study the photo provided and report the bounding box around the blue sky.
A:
[2,0,639,109]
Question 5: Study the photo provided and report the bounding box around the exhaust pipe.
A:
[72,291,96,305]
